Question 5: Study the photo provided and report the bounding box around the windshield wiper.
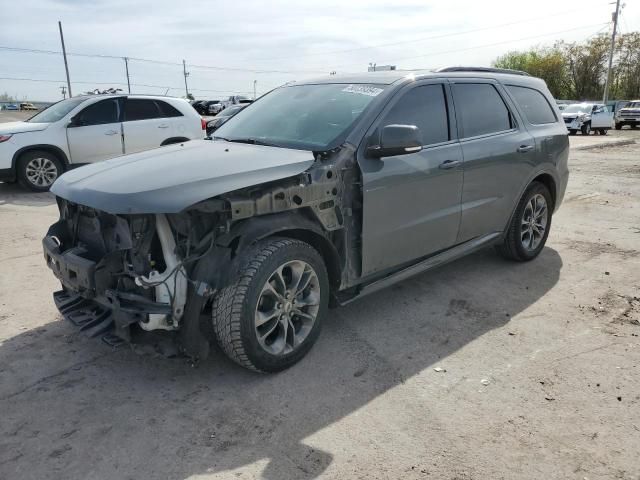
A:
[221,137,280,147]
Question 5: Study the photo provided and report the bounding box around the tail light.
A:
[201,118,206,130]
[0,134,12,143]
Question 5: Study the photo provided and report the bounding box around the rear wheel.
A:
[496,182,552,262]
[598,128,607,135]
[17,150,63,192]
[212,237,329,372]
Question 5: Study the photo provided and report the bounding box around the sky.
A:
[1,0,638,102]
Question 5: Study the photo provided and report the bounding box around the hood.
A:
[561,111,587,117]
[0,121,50,134]
[51,140,316,214]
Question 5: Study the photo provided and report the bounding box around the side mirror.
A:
[367,124,423,158]
[67,115,80,128]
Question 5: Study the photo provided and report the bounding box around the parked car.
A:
[205,104,247,135]
[221,95,253,109]
[42,67,568,372]
[0,94,206,191]
[561,103,612,135]
[557,103,568,111]
[614,100,640,130]
[20,102,38,111]
[3,104,19,111]
[190,100,205,114]
[206,101,224,115]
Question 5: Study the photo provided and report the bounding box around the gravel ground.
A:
[0,116,639,479]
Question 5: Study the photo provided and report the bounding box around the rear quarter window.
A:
[507,85,557,125]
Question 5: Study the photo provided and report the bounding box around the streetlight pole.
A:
[253,80,257,100]
[602,0,621,105]
[58,21,72,97]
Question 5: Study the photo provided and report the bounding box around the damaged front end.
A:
[43,197,227,356]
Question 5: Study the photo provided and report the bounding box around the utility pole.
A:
[123,57,131,94]
[602,0,621,105]
[60,86,66,99]
[182,59,190,98]
[253,80,257,100]
[58,21,72,97]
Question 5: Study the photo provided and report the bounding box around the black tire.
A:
[17,150,63,192]
[568,129,577,136]
[599,128,607,135]
[581,122,591,135]
[632,124,638,130]
[496,182,553,262]
[212,237,329,372]
[615,123,622,130]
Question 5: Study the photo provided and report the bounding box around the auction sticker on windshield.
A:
[342,85,384,97]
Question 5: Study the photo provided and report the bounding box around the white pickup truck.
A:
[615,100,640,130]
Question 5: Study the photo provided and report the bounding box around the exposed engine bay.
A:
[43,146,359,360]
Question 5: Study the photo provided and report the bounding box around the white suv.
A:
[0,94,206,191]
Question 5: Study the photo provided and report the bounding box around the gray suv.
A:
[43,67,569,372]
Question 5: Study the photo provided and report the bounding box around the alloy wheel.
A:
[25,157,58,187]
[254,260,321,356]
[520,193,548,251]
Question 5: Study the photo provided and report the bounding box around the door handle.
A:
[438,159,461,169]
[517,145,535,153]
[104,130,119,136]
[158,124,169,129]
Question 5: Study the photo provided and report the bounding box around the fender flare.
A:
[502,168,558,234]
[217,210,343,290]
[11,144,70,170]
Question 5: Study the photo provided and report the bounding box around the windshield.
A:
[563,104,593,114]
[214,83,385,150]
[625,101,640,108]
[27,97,86,123]
[221,106,243,117]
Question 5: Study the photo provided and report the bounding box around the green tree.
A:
[494,46,571,98]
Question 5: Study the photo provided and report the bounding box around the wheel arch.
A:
[12,144,69,170]
[502,170,558,235]
[217,210,342,292]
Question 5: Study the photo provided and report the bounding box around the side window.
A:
[124,99,162,121]
[452,83,513,138]
[156,100,183,118]
[75,99,119,126]
[506,85,557,125]
[380,84,449,145]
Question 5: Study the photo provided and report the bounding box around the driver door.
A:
[591,105,613,129]
[67,98,123,163]
[358,82,463,276]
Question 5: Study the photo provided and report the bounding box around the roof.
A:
[293,67,544,87]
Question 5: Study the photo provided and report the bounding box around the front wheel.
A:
[615,123,622,130]
[17,150,63,192]
[568,129,577,136]
[496,182,552,262]
[581,122,591,135]
[212,237,329,372]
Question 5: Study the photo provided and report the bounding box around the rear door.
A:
[122,98,170,154]
[358,81,464,276]
[451,80,535,242]
[66,98,123,163]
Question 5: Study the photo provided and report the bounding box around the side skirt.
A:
[340,232,502,306]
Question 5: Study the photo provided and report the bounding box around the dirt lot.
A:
[0,121,639,479]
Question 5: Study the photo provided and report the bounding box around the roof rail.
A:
[435,66,531,77]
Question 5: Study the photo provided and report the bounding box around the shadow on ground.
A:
[0,182,55,207]
[0,247,562,479]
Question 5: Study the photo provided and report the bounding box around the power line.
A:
[257,7,590,61]
[335,22,609,68]
[0,76,255,94]
[0,45,326,75]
